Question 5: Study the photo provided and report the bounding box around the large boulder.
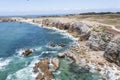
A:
[69,22,91,40]
[58,43,66,47]
[104,37,120,66]
[33,58,59,80]
[49,43,56,47]
[87,32,114,51]
[65,53,77,63]
[58,53,65,58]
[22,49,33,56]
[51,58,59,70]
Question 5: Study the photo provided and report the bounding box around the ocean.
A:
[0,22,100,80]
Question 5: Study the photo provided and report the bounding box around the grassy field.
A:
[63,14,120,27]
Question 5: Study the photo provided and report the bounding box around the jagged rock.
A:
[104,37,120,66]
[42,19,50,26]
[51,58,59,70]
[58,43,66,47]
[70,22,91,40]
[87,32,114,51]
[22,49,32,56]
[36,73,43,80]
[42,19,91,40]
[42,19,70,30]
[95,67,101,72]
[33,58,59,80]
[65,53,77,63]
[58,53,65,58]
[49,43,56,47]
[33,66,39,73]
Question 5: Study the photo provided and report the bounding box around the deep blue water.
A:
[0,22,73,80]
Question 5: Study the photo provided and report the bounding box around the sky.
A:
[0,0,120,15]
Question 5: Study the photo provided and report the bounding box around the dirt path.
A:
[81,20,120,33]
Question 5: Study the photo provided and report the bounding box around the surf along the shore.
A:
[0,15,120,80]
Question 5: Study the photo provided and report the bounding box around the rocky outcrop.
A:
[58,53,65,58]
[49,43,56,47]
[42,19,70,30]
[42,19,91,41]
[33,58,59,80]
[87,32,114,51]
[22,49,33,56]
[58,43,66,47]
[51,58,59,70]
[104,37,120,66]
[69,22,91,41]
[0,18,16,22]
[65,53,78,63]
[49,43,66,47]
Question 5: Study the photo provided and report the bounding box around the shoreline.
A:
[21,18,120,80]
[0,17,120,80]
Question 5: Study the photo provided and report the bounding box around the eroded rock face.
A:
[104,37,120,66]
[87,32,114,51]
[69,22,91,40]
[33,58,59,80]
[42,19,91,40]
[49,43,56,47]
[42,19,70,30]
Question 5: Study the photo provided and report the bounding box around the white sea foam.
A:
[6,56,40,80]
[0,58,11,70]
[16,49,25,56]
[38,51,57,57]
[53,71,61,75]
[87,62,120,80]
[22,20,78,41]
[46,44,63,50]
[45,26,79,41]
[16,47,42,57]
[6,67,37,80]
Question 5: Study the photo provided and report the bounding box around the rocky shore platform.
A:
[1,16,120,80]
[33,58,59,80]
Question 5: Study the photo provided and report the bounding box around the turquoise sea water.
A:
[0,22,100,80]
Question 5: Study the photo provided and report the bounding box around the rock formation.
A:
[0,18,16,22]
[87,32,114,51]
[58,53,65,58]
[58,43,66,47]
[104,37,120,66]
[33,58,59,80]
[49,43,56,47]
[69,22,91,41]
[42,19,91,41]
[65,53,78,63]
[22,49,33,56]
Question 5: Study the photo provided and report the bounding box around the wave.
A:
[45,44,62,50]
[15,47,42,57]
[6,56,40,80]
[0,58,12,70]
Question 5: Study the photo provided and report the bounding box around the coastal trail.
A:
[81,20,120,33]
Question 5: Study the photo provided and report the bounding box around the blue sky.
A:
[0,0,120,15]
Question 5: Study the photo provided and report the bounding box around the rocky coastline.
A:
[0,17,120,80]
[30,18,120,80]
